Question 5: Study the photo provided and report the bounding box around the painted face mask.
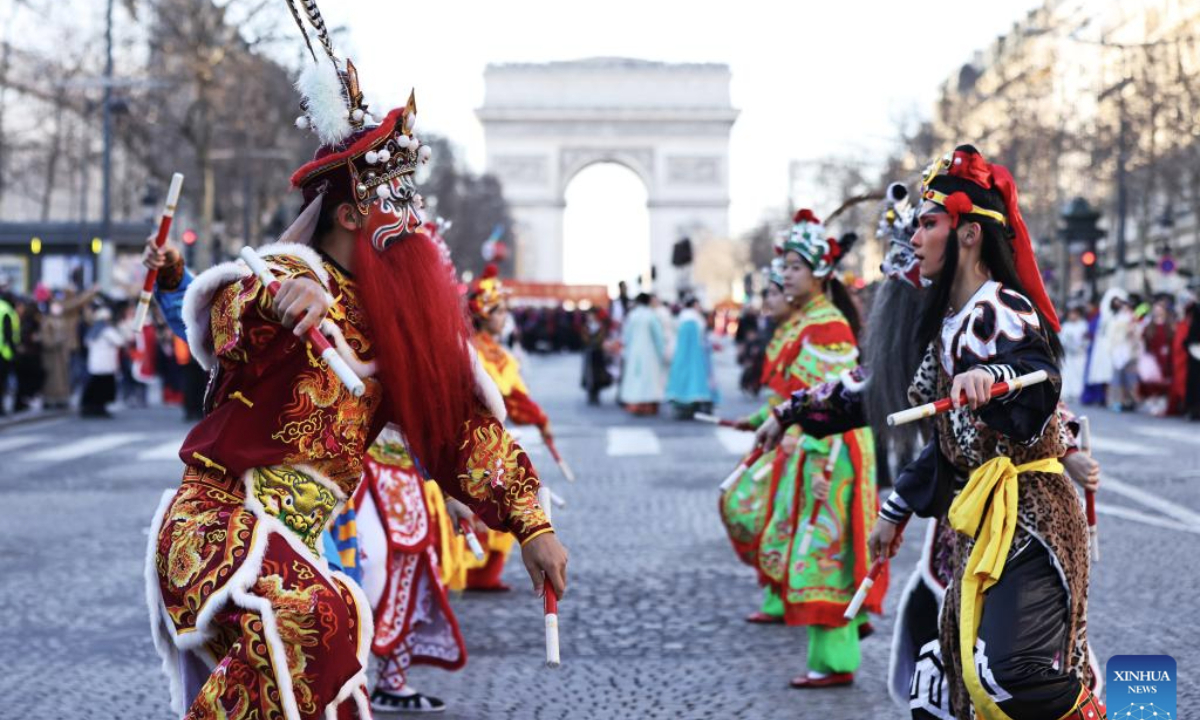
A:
[366,173,424,251]
[877,189,928,289]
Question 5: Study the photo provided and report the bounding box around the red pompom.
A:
[793,208,820,224]
[826,237,841,260]
[943,192,975,228]
[481,263,499,279]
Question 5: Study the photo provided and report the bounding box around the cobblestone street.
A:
[1,349,1198,719]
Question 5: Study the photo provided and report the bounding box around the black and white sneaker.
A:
[370,689,447,714]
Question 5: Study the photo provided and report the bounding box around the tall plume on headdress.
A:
[287,0,369,147]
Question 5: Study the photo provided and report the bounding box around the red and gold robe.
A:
[146,244,550,720]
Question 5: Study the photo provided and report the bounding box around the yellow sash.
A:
[949,455,1063,720]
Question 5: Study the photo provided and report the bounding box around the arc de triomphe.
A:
[477,58,738,294]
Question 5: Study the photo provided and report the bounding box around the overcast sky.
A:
[329,1,1042,218]
[310,0,1044,284]
[11,0,1047,286]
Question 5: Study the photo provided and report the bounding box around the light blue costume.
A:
[618,304,666,404]
[665,307,719,406]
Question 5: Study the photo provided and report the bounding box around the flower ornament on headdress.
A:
[779,208,846,278]
[467,264,507,320]
[920,145,1060,331]
[285,0,433,252]
[920,149,1007,229]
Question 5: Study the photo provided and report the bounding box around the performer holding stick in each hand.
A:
[463,264,573,590]
[144,12,567,717]
[865,146,1102,719]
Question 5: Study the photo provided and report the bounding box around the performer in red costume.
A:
[461,265,554,591]
[145,5,567,718]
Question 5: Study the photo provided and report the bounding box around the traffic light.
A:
[1081,251,1096,267]
[91,237,103,254]
[182,229,198,246]
[30,237,42,255]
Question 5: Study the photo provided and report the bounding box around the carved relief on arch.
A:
[491,155,551,186]
[666,156,722,186]
[558,147,655,195]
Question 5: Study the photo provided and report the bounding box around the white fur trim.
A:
[257,242,331,289]
[296,54,354,147]
[182,260,248,371]
[471,350,507,422]
[181,243,332,371]
[352,687,372,719]
[840,367,867,393]
[327,569,374,716]
[229,553,304,720]
[145,489,187,715]
[147,468,368,720]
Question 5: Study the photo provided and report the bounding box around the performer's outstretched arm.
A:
[506,386,550,428]
[443,410,567,597]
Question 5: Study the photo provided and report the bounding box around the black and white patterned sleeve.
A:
[953,288,1060,444]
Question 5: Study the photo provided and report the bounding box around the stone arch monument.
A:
[477,58,738,296]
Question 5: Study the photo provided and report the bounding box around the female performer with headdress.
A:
[758,184,1102,717]
[866,146,1101,719]
[144,9,567,718]
[737,210,885,689]
[719,258,803,617]
[462,265,554,591]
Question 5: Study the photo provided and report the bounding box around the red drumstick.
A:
[844,516,909,620]
[134,172,185,331]
[239,247,366,397]
[458,518,486,560]
[542,432,577,483]
[538,486,561,668]
[718,446,765,493]
[887,370,1049,426]
[797,436,844,557]
[694,412,746,429]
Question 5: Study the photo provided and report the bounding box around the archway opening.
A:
[562,162,651,293]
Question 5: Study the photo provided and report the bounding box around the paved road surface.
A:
[1,349,1196,718]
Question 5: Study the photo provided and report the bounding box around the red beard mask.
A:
[354,222,476,483]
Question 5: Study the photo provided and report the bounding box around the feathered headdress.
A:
[285,0,431,250]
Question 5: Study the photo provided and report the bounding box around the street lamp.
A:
[1059,197,1105,303]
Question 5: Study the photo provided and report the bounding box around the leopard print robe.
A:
[906,283,1094,720]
